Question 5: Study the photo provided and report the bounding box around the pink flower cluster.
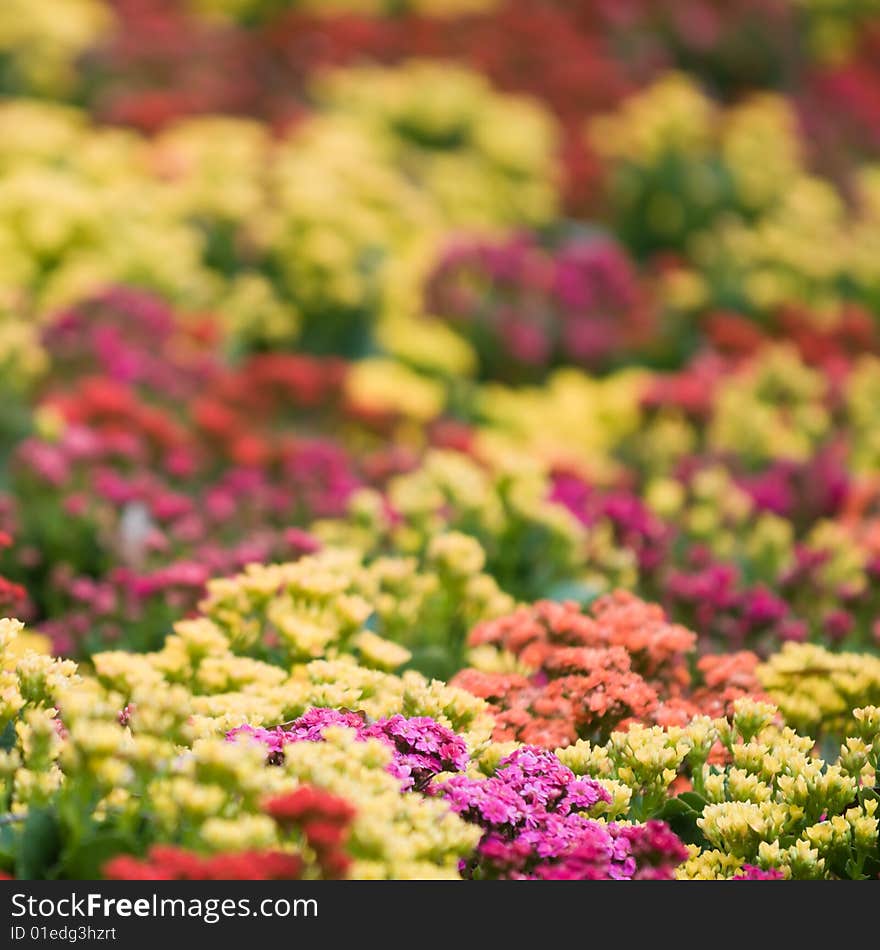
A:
[440,747,686,880]
[228,708,470,791]
[425,233,651,378]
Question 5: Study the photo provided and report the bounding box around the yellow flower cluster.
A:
[0,0,110,96]
[697,176,851,316]
[709,346,831,464]
[269,60,556,353]
[315,62,557,226]
[198,538,513,670]
[804,519,869,599]
[0,622,75,816]
[590,73,717,168]
[558,698,880,879]
[845,355,880,473]
[266,114,439,349]
[590,72,880,317]
[759,643,880,738]
[0,102,216,383]
[345,358,449,424]
[650,464,795,571]
[475,367,648,482]
[559,723,694,821]
[299,61,558,355]
[0,619,78,733]
[94,623,494,747]
[720,95,805,213]
[315,449,633,603]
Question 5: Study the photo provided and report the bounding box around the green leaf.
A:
[858,787,880,808]
[16,808,61,880]
[0,821,16,865]
[60,831,133,880]
[0,720,16,752]
[676,791,709,811]
[655,793,707,847]
[862,853,880,879]
[655,798,694,819]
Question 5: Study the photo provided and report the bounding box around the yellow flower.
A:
[352,631,411,672]
[345,359,447,424]
[0,0,111,96]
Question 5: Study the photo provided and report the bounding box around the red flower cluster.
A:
[0,531,27,615]
[264,786,356,879]
[704,306,880,369]
[103,846,306,881]
[104,784,355,880]
[452,592,763,748]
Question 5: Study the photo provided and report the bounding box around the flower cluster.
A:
[195,540,514,682]
[590,73,880,319]
[424,232,652,378]
[0,0,110,97]
[758,643,880,739]
[557,698,880,879]
[314,450,601,610]
[77,0,628,212]
[452,593,763,748]
[187,0,503,22]
[104,847,307,881]
[104,784,354,879]
[228,708,469,791]
[0,62,556,368]
[441,746,686,880]
[13,285,880,662]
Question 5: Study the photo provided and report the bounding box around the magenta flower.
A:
[437,746,684,880]
[732,865,785,881]
[227,709,468,791]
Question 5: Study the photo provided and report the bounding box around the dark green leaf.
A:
[655,797,696,819]
[0,720,16,752]
[676,791,709,811]
[60,831,133,880]
[655,793,707,847]
[16,808,61,880]
[0,821,16,865]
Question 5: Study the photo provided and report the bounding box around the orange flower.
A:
[455,593,764,748]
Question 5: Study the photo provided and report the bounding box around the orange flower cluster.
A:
[452,592,763,748]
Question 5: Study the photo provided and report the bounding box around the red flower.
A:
[264,786,355,829]
[263,785,356,879]
[104,846,305,881]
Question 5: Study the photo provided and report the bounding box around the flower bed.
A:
[0,0,879,882]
